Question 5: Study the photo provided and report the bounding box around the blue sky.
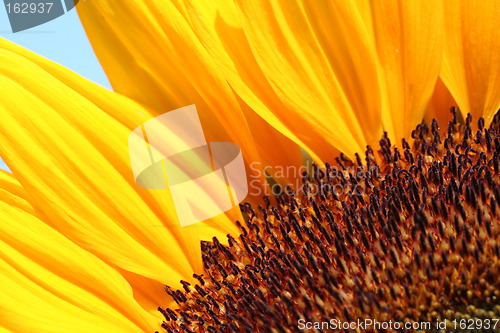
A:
[0,5,110,171]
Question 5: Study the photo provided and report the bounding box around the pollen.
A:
[157,109,500,333]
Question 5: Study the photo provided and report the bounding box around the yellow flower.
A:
[0,0,500,332]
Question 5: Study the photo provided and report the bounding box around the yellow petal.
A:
[170,0,326,163]
[117,268,169,315]
[76,1,303,179]
[0,39,236,285]
[424,77,458,126]
[0,171,159,332]
[371,0,444,142]
[441,0,500,124]
[231,0,383,158]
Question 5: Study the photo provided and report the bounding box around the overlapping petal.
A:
[0,171,159,332]
[371,0,444,141]
[0,39,238,288]
[234,0,442,154]
[78,0,445,161]
[234,0,388,158]
[441,0,500,124]
[76,0,303,180]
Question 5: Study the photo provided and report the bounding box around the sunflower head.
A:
[3,1,500,333]
[158,110,500,333]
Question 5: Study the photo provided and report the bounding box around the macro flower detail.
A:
[158,111,500,333]
[1,1,500,332]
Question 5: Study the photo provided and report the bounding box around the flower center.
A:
[157,109,500,333]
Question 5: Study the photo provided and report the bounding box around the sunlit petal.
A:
[77,1,304,178]
[0,171,159,333]
[232,0,383,158]
[371,0,444,141]
[441,0,500,123]
[0,39,237,285]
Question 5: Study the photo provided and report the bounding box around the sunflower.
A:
[0,1,499,332]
